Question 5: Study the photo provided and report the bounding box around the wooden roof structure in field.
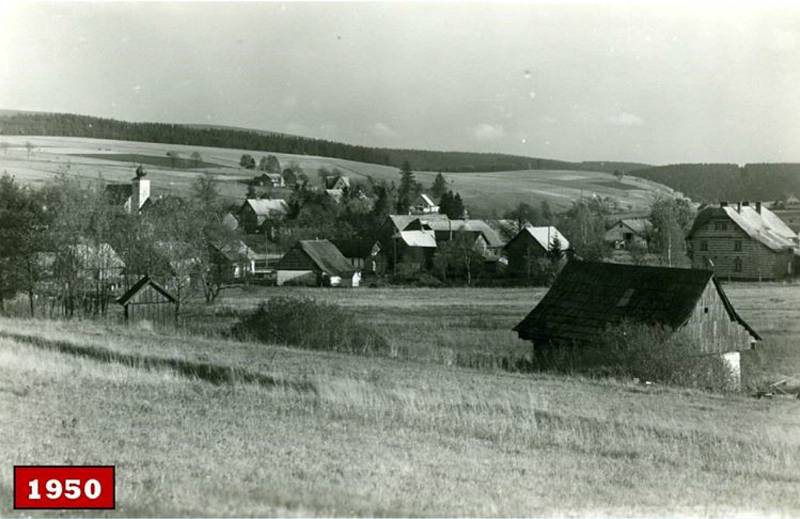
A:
[513,260,759,344]
[116,275,177,306]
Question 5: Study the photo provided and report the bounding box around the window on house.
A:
[734,240,742,251]
[616,288,635,307]
[704,307,709,314]
[734,257,743,272]
[714,222,727,231]
[700,240,708,251]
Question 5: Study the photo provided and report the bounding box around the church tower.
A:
[131,165,150,212]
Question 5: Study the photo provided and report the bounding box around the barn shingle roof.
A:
[513,260,759,345]
[280,239,355,276]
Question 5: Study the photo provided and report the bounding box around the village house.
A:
[324,174,350,191]
[237,198,289,234]
[275,239,360,287]
[427,219,506,259]
[686,201,799,280]
[209,239,262,279]
[105,165,151,214]
[604,217,652,249]
[378,215,438,274]
[253,172,284,188]
[513,260,760,389]
[503,224,570,276]
[410,193,439,215]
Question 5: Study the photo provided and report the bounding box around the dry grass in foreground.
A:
[1,317,799,517]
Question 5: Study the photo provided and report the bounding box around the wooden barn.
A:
[687,202,798,280]
[504,224,570,276]
[275,239,360,287]
[513,261,760,388]
[116,275,178,324]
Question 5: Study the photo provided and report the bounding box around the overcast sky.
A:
[1,1,799,165]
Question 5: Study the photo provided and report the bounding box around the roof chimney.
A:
[720,201,728,207]
[756,201,762,214]
[742,201,750,207]
[736,202,741,213]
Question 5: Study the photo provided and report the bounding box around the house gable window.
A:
[734,240,742,251]
[700,240,708,251]
[734,257,743,272]
[714,222,727,231]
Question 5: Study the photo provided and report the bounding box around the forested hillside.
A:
[628,163,800,202]
[0,111,645,174]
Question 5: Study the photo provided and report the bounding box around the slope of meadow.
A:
[0,283,799,516]
[0,136,676,214]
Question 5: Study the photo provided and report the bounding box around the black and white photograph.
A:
[0,0,799,516]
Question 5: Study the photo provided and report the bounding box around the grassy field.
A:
[1,283,798,516]
[0,135,677,214]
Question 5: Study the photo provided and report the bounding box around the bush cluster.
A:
[231,296,389,355]
[535,321,735,391]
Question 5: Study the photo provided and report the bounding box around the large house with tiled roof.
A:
[686,201,799,280]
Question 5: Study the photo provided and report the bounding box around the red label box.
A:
[13,466,115,509]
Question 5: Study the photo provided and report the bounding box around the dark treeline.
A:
[628,163,800,202]
[0,111,645,174]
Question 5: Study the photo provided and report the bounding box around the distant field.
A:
[0,136,677,213]
[74,153,222,169]
[0,281,799,516]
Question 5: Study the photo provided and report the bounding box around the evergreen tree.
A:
[396,161,418,213]
[431,172,448,200]
[452,193,465,218]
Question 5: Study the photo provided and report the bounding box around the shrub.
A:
[535,321,735,391]
[231,296,389,355]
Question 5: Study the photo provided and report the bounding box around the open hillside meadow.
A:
[1,282,799,516]
[0,135,676,214]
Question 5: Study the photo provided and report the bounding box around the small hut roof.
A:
[399,230,437,248]
[510,225,570,251]
[427,219,505,248]
[116,275,177,306]
[513,260,759,345]
[418,194,437,207]
[618,218,653,235]
[243,198,289,216]
[279,239,355,276]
